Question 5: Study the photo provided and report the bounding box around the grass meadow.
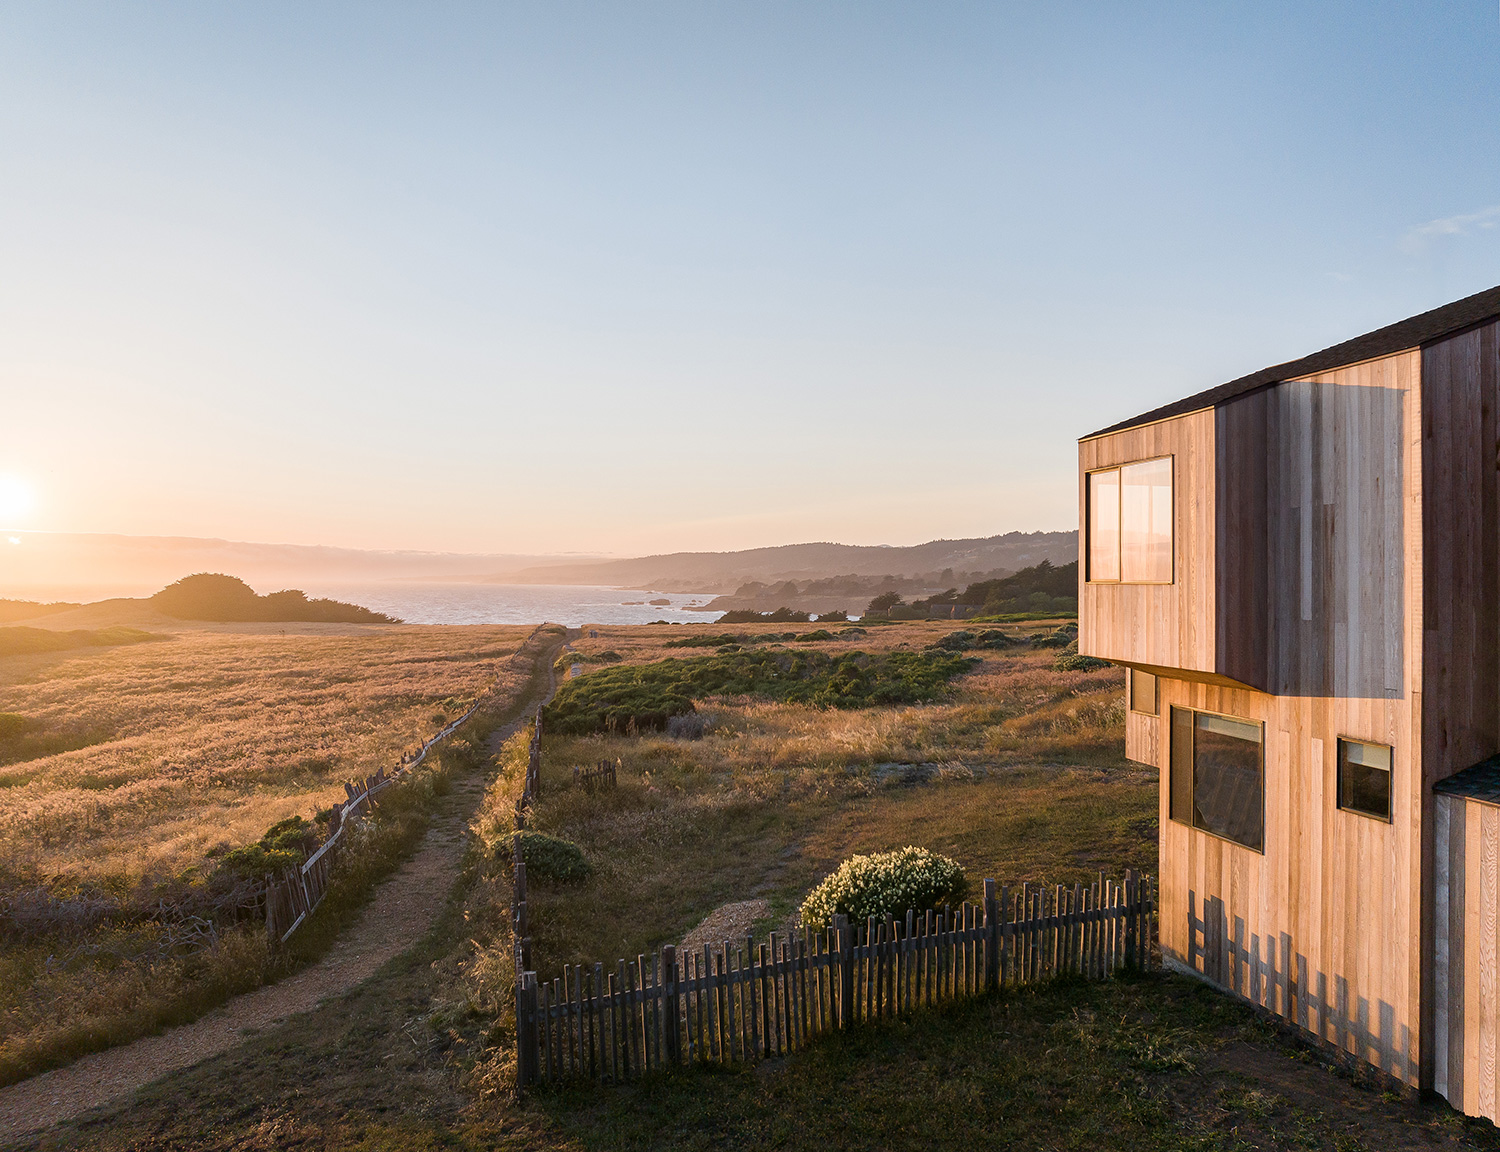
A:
[0,623,537,883]
[19,621,1500,1150]
[0,619,552,1087]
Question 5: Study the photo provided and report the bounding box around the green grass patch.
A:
[544,649,976,736]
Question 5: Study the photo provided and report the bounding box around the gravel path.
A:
[0,653,558,1145]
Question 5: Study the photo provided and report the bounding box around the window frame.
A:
[1335,736,1393,824]
[1168,705,1266,854]
[1085,454,1175,585]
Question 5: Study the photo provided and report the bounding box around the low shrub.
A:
[1030,624,1079,649]
[800,846,967,930]
[216,816,317,879]
[716,607,810,624]
[814,609,849,622]
[542,648,976,735]
[665,713,709,739]
[514,830,591,882]
[794,629,835,642]
[929,628,1018,653]
[1055,652,1113,672]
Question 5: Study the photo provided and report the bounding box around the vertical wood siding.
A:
[1078,409,1217,675]
[1147,349,1425,1085]
[1125,710,1158,766]
[1424,318,1500,1117]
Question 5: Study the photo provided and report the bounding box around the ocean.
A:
[295,582,723,626]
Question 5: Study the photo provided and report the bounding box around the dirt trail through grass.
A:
[0,650,561,1145]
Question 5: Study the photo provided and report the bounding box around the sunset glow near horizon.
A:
[4,4,1500,557]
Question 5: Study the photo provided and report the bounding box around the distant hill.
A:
[151,574,400,624]
[0,599,82,624]
[0,531,592,599]
[493,531,1078,593]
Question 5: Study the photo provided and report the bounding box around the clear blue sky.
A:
[3,2,1498,555]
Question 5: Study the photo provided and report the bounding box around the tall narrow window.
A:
[1129,668,1158,716]
[1170,706,1194,824]
[1088,468,1120,582]
[1087,457,1172,583]
[1338,739,1392,822]
[1168,706,1264,852]
[1120,457,1173,582]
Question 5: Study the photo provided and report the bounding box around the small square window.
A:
[1338,739,1392,821]
[1129,669,1157,716]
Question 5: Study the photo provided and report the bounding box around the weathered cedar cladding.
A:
[1082,353,1417,698]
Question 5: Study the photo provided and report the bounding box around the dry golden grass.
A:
[0,623,560,1087]
[0,622,536,884]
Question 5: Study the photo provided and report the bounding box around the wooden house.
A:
[1077,283,1500,1118]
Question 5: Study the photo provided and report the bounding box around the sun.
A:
[0,474,36,525]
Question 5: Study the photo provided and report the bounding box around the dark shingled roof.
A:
[1434,753,1500,808]
[1083,282,1500,440]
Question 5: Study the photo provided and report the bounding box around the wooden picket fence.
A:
[510,710,545,972]
[265,624,552,944]
[572,759,619,792]
[515,871,1155,1086]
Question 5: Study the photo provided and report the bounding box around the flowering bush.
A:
[799,846,967,929]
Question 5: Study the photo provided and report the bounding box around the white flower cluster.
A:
[799,846,967,930]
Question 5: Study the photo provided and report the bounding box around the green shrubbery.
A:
[927,628,1019,653]
[543,648,976,735]
[716,607,810,624]
[554,649,624,671]
[800,846,967,929]
[514,830,591,882]
[217,816,317,878]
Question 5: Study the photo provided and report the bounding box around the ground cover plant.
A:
[544,647,975,735]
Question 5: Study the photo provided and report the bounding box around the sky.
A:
[2,2,1499,557]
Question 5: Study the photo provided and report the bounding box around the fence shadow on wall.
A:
[1178,890,1413,1083]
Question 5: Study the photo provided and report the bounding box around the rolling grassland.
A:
[0,618,549,1086]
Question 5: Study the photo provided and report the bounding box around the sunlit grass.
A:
[0,624,536,882]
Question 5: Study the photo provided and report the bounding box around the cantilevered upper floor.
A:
[1078,283,1500,701]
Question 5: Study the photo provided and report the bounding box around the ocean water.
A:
[297,582,723,626]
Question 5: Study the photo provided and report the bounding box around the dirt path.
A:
[0,649,560,1145]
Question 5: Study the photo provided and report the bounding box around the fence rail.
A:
[264,624,552,944]
[515,871,1155,1086]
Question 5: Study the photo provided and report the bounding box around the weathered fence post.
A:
[835,914,853,1030]
[517,970,539,1088]
[663,944,680,1065]
[983,878,999,992]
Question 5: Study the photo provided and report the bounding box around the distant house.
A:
[1077,284,1500,1119]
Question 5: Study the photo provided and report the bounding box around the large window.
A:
[1338,738,1392,822]
[1170,707,1264,852]
[1087,457,1173,583]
